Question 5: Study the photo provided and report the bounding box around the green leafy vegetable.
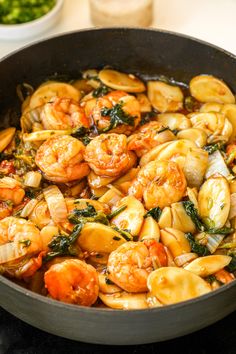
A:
[0,152,13,162]
[226,255,236,273]
[44,223,83,262]
[203,142,225,155]
[205,275,217,284]
[92,85,110,98]
[144,207,162,221]
[99,102,136,132]
[184,96,200,112]
[183,200,234,236]
[182,201,205,231]
[185,233,210,256]
[112,227,133,241]
[68,203,109,225]
[207,227,234,235]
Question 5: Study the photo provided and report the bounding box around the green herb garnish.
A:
[44,223,83,262]
[92,85,109,98]
[68,203,109,225]
[100,102,136,132]
[226,255,236,273]
[144,207,162,221]
[182,201,205,231]
[185,233,210,256]
[112,227,133,241]
[0,0,56,25]
[205,275,217,284]
[203,142,225,155]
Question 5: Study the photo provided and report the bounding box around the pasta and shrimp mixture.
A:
[1,68,236,309]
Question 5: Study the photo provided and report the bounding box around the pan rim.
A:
[1,27,236,64]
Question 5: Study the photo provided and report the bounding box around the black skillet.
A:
[0,28,236,345]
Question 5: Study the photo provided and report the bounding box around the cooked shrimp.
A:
[127,121,175,157]
[84,133,136,177]
[0,217,43,265]
[90,90,141,134]
[107,240,167,293]
[0,202,12,220]
[44,259,99,306]
[128,160,187,210]
[0,177,25,205]
[35,135,90,183]
[41,97,91,130]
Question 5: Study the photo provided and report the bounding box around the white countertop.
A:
[1,0,236,59]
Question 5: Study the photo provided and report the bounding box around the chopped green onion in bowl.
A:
[0,0,56,25]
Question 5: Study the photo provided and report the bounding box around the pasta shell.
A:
[99,292,148,309]
[136,93,152,112]
[29,82,81,110]
[190,112,233,143]
[190,75,235,104]
[98,186,124,207]
[77,222,127,255]
[221,104,236,142]
[147,81,184,113]
[140,139,196,168]
[183,147,208,188]
[198,175,230,228]
[139,216,160,241]
[158,203,195,233]
[156,113,191,131]
[99,69,145,93]
[170,202,196,233]
[184,255,232,277]
[147,267,211,305]
[0,127,16,153]
[160,228,191,258]
[200,102,223,113]
[98,273,121,294]
[111,196,145,235]
[177,128,207,148]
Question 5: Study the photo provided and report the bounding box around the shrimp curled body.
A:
[127,121,175,157]
[91,91,141,134]
[84,133,136,177]
[0,177,25,205]
[35,135,90,183]
[128,160,187,210]
[44,259,99,306]
[41,97,90,130]
[0,216,43,265]
[107,241,167,293]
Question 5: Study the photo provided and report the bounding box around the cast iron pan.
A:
[0,28,236,345]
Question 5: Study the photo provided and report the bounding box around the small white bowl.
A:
[0,0,64,40]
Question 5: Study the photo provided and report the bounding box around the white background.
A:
[1,0,236,58]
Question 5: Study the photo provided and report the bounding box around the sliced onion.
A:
[24,171,42,188]
[205,150,230,179]
[43,185,67,223]
[174,252,198,267]
[0,242,27,264]
[20,199,38,218]
[206,234,225,253]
